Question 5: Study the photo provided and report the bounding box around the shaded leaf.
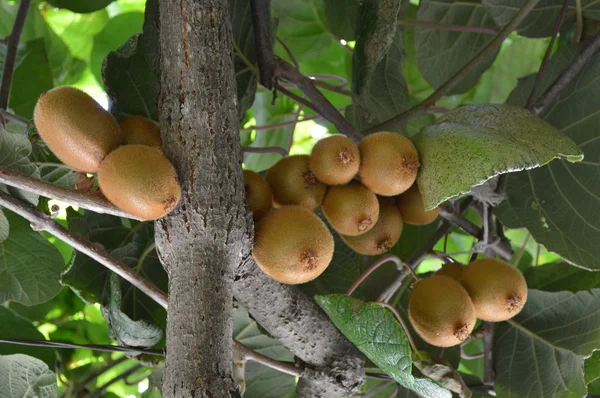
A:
[316,294,451,398]
[494,289,600,398]
[324,0,359,41]
[0,354,56,398]
[414,0,499,94]
[525,262,600,293]
[496,44,600,270]
[586,351,600,385]
[48,0,114,14]
[0,209,8,242]
[414,104,583,210]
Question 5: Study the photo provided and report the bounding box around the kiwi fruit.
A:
[119,116,162,149]
[321,181,379,236]
[33,86,122,173]
[396,184,439,225]
[358,132,420,196]
[252,206,334,284]
[434,262,463,281]
[340,196,403,255]
[309,135,360,185]
[98,145,181,220]
[408,275,477,347]
[265,155,328,210]
[243,169,273,220]
[460,258,528,322]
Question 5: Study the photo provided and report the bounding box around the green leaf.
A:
[0,125,40,206]
[0,211,64,306]
[494,289,600,398]
[0,354,57,398]
[324,0,358,41]
[483,0,600,38]
[48,0,115,14]
[0,307,56,369]
[413,104,584,210]
[316,294,451,398]
[413,0,499,94]
[585,351,600,385]
[525,262,600,293]
[0,209,9,242]
[103,33,158,120]
[496,44,600,270]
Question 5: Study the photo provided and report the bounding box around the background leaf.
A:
[0,354,57,398]
[48,0,115,14]
[525,262,600,293]
[0,125,40,206]
[324,0,358,41]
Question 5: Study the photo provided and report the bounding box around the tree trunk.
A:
[156,0,251,396]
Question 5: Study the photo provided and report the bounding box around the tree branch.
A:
[242,145,287,157]
[0,0,31,110]
[233,340,302,377]
[250,0,274,88]
[365,0,542,133]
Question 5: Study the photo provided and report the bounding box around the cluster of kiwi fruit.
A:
[408,258,528,347]
[33,86,181,221]
[246,132,440,285]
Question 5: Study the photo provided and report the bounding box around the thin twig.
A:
[233,340,302,377]
[512,232,531,266]
[531,30,600,117]
[88,364,145,398]
[240,110,345,133]
[376,302,420,357]
[274,57,362,142]
[524,0,569,109]
[288,103,304,152]
[0,166,139,219]
[482,321,495,385]
[276,37,298,69]
[346,255,403,296]
[358,381,394,398]
[365,0,542,133]
[0,109,29,127]
[0,190,168,309]
[574,0,583,43]
[0,338,163,356]
[241,145,287,157]
[72,356,129,396]
[250,0,274,88]
[0,0,31,110]
[461,345,484,360]
[398,19,499,35]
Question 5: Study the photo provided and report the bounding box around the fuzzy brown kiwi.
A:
[119,116,162,149]
[434,262,464,281]
[252,206,334,284]
[243,169,273,220]
[460,258,528,322]
[396,184,439,225]
[309,135,360,185]
[33,86,122,172]
[265,155,328,210]
[408,275,477,347]
[358,132,420,196]
[340,196,403,255]
[98,145,181,220]
[321,181,379,236]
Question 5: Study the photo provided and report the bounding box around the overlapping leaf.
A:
[48,0,114,14]
[0,354,56,398]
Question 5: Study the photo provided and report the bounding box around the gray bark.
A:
[234,258,365,397]
[156,0,251,397]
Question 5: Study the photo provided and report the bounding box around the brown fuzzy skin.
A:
[309,135,360,185]
[266,155,328,210]
[243,169,273,220]
[322,181,379,236]
[119,116,162,150]
[358,132,420,196]
[396,184,440,225]
[434,262,464,281]
[340,196,403,255]
[460,258,528,322]
[98,145,182,220]
[33,86,122,172]
[408,275,477,347]
[252,206,334,284]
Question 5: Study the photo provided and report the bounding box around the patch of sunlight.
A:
[138,379,149,393]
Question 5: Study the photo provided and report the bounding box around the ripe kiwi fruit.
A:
[396,184,439,225]
[243,169,273,220]
[408,275,477,347]
[309,135,360,185]
[434,262,463,281]
[34,86,122,172]
[358,132,420,196]
[119,116,162,149]
[252,206,334,284]
[460,258,528,322]
[340,196,403,255]
[321,181,379,236]
[265,155,327,210]
[98,145,181,220]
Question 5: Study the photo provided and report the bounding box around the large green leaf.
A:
[413,104,583,210]
[324,0,359,41]
[0,354,56,398]
[316,294,451,398]
[525,262,600,293]
[494,289,600,397]
[0,211,63,306]
[585,351,600,385]
[496,44,600,270]
[48,0,115,14]
[414,0,499,94]
[483,0,600,38]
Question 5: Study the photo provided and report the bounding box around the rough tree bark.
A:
[156,0,251,396]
